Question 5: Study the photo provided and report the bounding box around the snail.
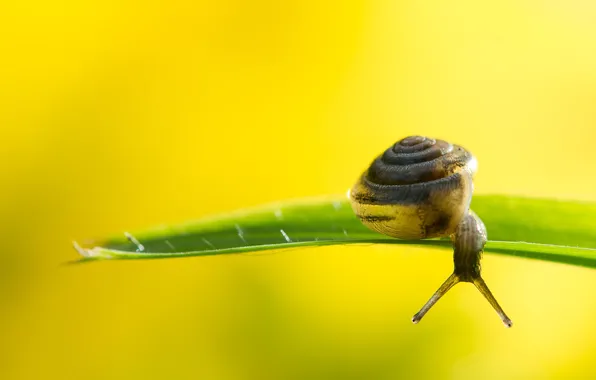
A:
[349,135,512,327]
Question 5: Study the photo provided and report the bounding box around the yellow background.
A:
[2,1,596,379]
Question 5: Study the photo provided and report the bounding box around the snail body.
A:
[349,136,512,327]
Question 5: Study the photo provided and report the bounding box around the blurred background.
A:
[2,0,596,379]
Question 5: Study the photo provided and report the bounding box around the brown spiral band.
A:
[366,136,473,186]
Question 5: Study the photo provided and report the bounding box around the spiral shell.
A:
[349,136,478,239]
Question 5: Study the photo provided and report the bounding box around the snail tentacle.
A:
[412,273,459,324]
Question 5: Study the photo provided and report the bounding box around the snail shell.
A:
[350,135,478,240]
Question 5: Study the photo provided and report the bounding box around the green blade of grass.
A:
[74,195,596,268]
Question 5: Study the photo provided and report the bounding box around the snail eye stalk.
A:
[412,273,512,328]
[411,273,459,324]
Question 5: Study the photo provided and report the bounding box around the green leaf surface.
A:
[74,195,596,268]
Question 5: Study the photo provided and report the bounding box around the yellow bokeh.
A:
[1,1,595,379]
